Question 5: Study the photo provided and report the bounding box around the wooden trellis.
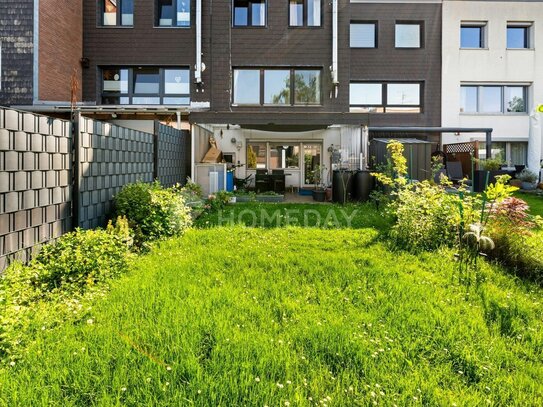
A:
[444,141,479,178]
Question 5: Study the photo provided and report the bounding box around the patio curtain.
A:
[340,125,362,170]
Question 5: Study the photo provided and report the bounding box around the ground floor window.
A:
[479,141,528,166]
[101,67,190,105]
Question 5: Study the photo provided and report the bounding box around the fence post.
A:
[153,120,159,181]
[72,112,81,228]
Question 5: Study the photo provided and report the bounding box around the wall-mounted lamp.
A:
[111,113,117,119]
[454,132,460,136]
[231,137,237,144]
[236,141,243,151]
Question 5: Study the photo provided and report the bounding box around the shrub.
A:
[517,169,538,184]
[115,181,192,243]
[205,190,233,212]
[0,219,132,361]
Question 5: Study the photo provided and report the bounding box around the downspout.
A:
[331,0,338,98]
[195,0,202,83]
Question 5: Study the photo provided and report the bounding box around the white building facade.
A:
[442,0,543,170]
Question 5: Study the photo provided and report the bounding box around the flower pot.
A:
[256,195,284,202]
[521,181,536,190]
[229,197,237,204]
[312,189,326,202]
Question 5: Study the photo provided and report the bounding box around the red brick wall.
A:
[39,0,83,102]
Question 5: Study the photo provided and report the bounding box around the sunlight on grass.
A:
[1,224,542,405]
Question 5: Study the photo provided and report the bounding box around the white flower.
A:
[121,387,127,392]
[166,366,172,371]
[276,382,284,389]
[285,402,290,406]
[9,361,16,367]
[86,319,94,325]
[197,390,202,394]
[255,377,261,382]
[286,380,292,385]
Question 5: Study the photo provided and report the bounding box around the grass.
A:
[514,191,543,217]
[1,204,543,405]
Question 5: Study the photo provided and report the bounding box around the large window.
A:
[101,67,190,105]
[350,22,377,48]
[289,0,321,27]
[395,23,422,48]
[233,68,321,106]
[460,85,527,114]
[102,0,133,26]
[156,0,190,27]
[507,23,531,49]
[269,143,300,169]
[460,23,486,48]
[247,142,267,169]
[350,82,422,113]
[479,142,528,166]
[233,0,266,27]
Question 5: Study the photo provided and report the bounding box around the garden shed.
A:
[370,138,432,181]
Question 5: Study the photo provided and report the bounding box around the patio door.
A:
[303,143,322,187]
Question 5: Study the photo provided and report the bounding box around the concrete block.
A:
[31,208,43,226]
[4,109,20,131]
[39,189,50,207]
[46,136,57,153]
[52,154,63,170]
[0,172,9,192]
[14,211,28,231]
[4,233,18,254]
[52,220,63,238]
[23,189,35,209]
[0,129,10,150]
[31,171,43,189]
[5,192,19,213]
[81,191,90,206]
[38,116,51,134]
[91,190,99,205]
[31,133,43,151]
[52,120,63,137]
[65,186,72,201]
[82,132,90,148]
[23,228,34,248]
[23,152,35,171]
[59,202,71,219]
[58,137,70,153]
[38,153,50,170]
[14,132,28,151]
[22,113,36,133]
[4,151,19,171]
[59,170,70,186]
[46,205,56,223]
[14,171,27,191]
[0,213,10,235]
[52,187,63,204]
[46,171,56,188]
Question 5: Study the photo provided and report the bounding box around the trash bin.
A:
[332,170,354,203]
[226,171,234,192]
[351,170,375,202]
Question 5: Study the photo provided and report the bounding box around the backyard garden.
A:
[1,142,543,406]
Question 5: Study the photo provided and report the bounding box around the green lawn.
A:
[514,191,543,217]
[1,204,543,406]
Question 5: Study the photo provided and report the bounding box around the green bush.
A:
[390,182,465,251]
[205,190,233,212]
[0,218,132,361]
[115,181,192,243]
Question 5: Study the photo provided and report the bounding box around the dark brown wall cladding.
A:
[82,0,197,103]
[0,0,34,106]
[345,2,442,127]
[39,0,83,102]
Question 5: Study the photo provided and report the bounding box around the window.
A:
[460,85,527,114]
[289,0,321,27]
[101,67,190,105]
[507,23,531,49]
[247,142,267,169]
[157,0,190,27]
[350,82,422,113]
[350,23,377,48]
[233,68,322,106]
[269,143,300,169]
[479,142,527,165]
[233,0,266,27]
[460,23,486,48]
[102,0,133,26]
[395,23,421,48]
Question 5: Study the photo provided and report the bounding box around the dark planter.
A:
[351,170,375,202]
[325,187,332,202]
[256,195,284,202]
[312,189,326,202]
[332,170,354,203]
[473,170,510,192]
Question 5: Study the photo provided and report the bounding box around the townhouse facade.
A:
[1,0,542,188]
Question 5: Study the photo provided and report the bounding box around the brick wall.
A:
[39,0,83,102]
[0,0,34,106]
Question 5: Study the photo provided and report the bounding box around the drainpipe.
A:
[331,0,339,98]
[176,111,181,129]
[195,0,202,83]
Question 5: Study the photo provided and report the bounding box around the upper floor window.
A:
[395,23,422,48]
[101,67,190,105]
[233,68,321,106]
[233,0,266,27]
[507,23,532,49]
[102,0,133,26]
[460,85,527,114]
[289,0,321,27]
[157,0,190,27]
[460,22,486,48]
[350,82,422,113]
[350,22,377,48]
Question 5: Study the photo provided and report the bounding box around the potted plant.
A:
[310,165,327,202]
[473,155,509,192]
[518,169,538,190]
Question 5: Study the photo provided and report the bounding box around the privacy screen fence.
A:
[0,107,189,271]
